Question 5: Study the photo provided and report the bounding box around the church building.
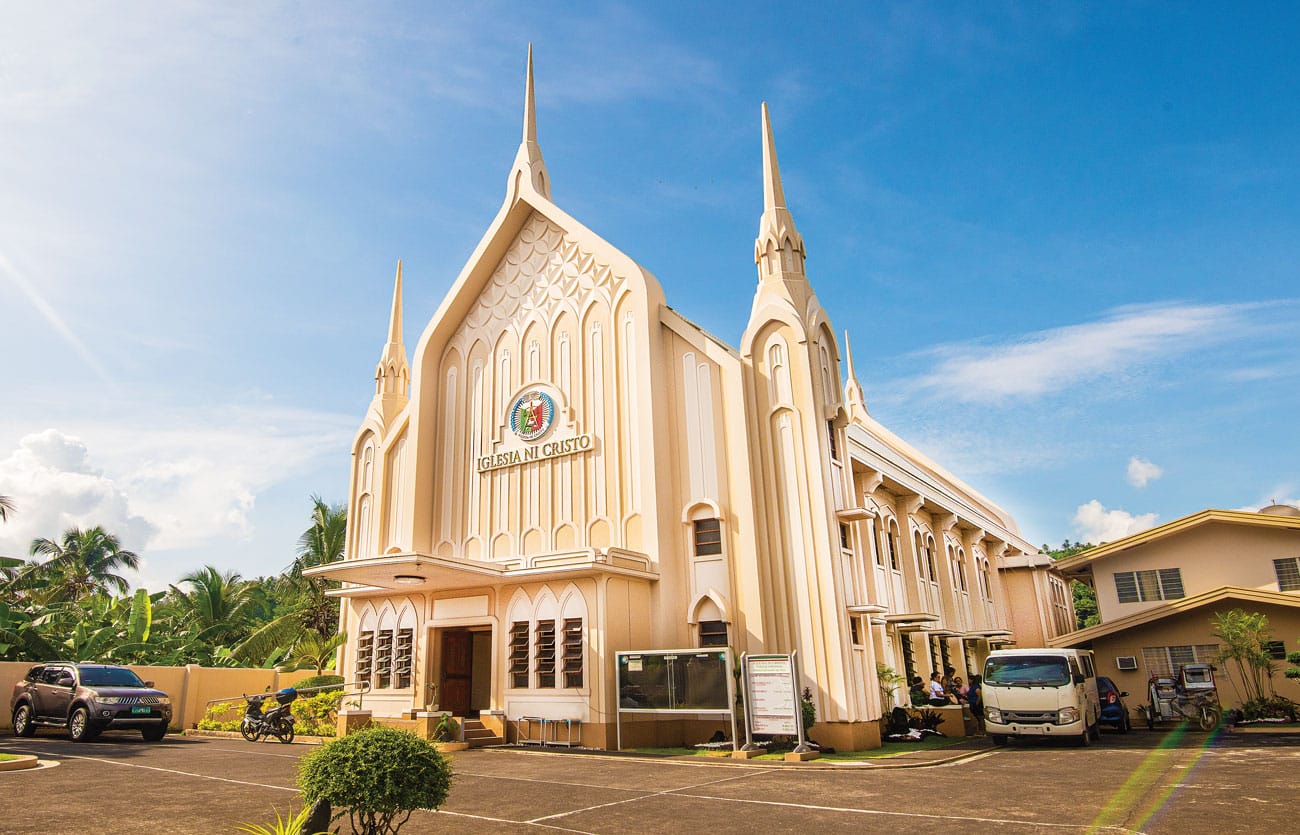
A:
[308,50,1067,750]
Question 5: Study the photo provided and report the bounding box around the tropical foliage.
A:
[1211,608,1276,703]
[0,497,345,670]
[1043,540,1099,629]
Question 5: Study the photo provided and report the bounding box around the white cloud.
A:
[1126,457,1163,488]
[0,407,354,566]
[1072,500,1158,544]
[0,430,156,558]
[910,302,1255,403]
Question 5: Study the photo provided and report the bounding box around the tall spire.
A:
[508,43,551,200]
[843,330,868,416]
[387,259,404,348]
[523,43,538,145]
[762,102,786,212]
[754,103,807,290]
[375,260,410,408]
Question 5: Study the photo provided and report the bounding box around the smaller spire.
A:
[375,260,410,407]
[843,330,868,415]
[761,102,786,212]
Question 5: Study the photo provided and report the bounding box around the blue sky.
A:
[1,2,1297,589]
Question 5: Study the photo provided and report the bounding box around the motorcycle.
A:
[240,688,298,743]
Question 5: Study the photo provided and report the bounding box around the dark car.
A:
[1097,675,1131,733]
[10,662,172,742]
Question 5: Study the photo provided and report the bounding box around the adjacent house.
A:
[1050,504,1300,711]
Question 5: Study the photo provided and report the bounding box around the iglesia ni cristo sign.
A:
[476,388,595,473]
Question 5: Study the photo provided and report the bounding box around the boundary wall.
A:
[0,661,321,732]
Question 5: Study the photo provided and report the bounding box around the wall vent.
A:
[1116,655,1138,671]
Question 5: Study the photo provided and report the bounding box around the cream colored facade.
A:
[307,53,1064,750]
[1052,505,1300,711]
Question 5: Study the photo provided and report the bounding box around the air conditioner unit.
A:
[1116,656,1138,671]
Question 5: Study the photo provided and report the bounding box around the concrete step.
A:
[462,719,503,747]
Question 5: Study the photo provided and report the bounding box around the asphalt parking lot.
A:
[2,727,1297,834]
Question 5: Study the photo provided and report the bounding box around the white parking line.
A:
[669,792,1138,832]
[527,768,776,824]
[24,749,298,793]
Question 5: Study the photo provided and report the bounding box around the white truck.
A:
[981,648,1102,746]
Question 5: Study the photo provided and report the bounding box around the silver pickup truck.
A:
[10,662,172,742]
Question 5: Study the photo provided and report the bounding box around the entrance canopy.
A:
[306,547,658,594]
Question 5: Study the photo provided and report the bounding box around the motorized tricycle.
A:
[1141,662,1221,731]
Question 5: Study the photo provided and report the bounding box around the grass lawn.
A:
[0,753,22,762]
[634,735,968,761]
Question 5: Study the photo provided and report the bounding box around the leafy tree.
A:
[1043,540,1098,630]
[29,526,140,602]
[298,726,452,835]
[1211,609,1275,703]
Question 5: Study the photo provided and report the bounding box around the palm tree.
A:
[0,494,14,522]
[289,495,346,636]
[294,495,347,572]
[170,565,255,645]
[29,526,140,602]
[289,630,347,676]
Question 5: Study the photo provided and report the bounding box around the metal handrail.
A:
[204,679,372,711]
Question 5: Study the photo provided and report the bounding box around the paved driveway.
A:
[1,728,1296,833]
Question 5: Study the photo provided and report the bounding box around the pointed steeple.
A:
[843,330,869,416]
[754,103,806,287]
[374,261,410,415]
[508,44,551,200]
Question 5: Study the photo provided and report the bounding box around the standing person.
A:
[966,674,984,731]
[928,672,949,706]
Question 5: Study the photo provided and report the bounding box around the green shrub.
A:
[197,699,244,732]
[1239,696,1299,722]
[292,674,345,691]
[292,690,342,737]
[298,726,452,835]
[800,687,816,734]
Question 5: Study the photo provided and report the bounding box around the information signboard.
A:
[745,655,799,735]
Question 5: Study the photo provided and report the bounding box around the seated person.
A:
[927,671,951,706]
[908,675,928,707]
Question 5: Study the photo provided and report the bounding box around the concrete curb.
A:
[183,729,330,745]
[481,741,996,770]
[0,754,40,772]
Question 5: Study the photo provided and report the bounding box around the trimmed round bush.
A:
[292,674,345,691]
[298,726,452,835]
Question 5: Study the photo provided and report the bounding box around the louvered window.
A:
[1273,558,1300,592]
[355,631,375,683]
[693,518,722,556]
[536,619,556,689]
[562,618,583,688]
[374,631,394,689]
[509,621,530,688]
[394,629,413,688]
[699,620,728,647]
[1141,644,1220,678]
[1115,568,1185,603]
[827,420,840,461]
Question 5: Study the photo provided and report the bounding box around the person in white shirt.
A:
[927,672,950,706]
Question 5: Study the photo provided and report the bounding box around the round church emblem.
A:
[509,390,555,441]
